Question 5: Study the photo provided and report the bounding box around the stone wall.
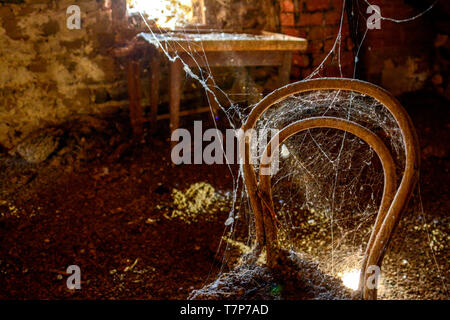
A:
[0,0,128,149]
[0,0,281,150]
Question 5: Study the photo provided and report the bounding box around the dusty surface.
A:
[0,113,238,299]
[190,250,355,300]
[0,91,448,300]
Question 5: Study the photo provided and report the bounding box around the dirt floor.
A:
[0,90,448,300]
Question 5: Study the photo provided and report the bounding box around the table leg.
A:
[127,60,143,138]
[149,50,160,133]
[278,51,293,87]
[169,58,183,140]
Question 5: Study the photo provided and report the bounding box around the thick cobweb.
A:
[253,89,404,270]
[130,0,445,299]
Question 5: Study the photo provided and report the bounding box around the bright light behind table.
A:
[127,0,194,29]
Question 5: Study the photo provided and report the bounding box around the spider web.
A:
[131,0,446,299]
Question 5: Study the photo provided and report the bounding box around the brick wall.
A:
[354,0,440,97]
[279,0,355,79]
[279,0,449,99]
[204,0,279,32]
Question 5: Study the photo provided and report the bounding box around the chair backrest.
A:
[240,78,420,300]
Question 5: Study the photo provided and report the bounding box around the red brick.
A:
[331,0,344,10]
[313,53,328,67]
[325,65,353,79]
[281,0,295,13]
[297,12,323,27]
[341,65,354,78]
[281,27,306,38]
[301,67,314,78]
[324,39,335,52]
[280,13,295,26]
[340,23,350,36]
[309,26,336,40]
[297,26,309,36]
[281,27,298,37]
[325,11,342,25]
[346,37,354,51]
[306,40,324,53]
[291,66,302,79]
[324,65,342,77]
[340,51,355,67]
[325,51,354,68]
[306,0,331,12]
[292,54,310,67]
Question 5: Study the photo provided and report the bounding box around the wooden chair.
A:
[240,78,420,299]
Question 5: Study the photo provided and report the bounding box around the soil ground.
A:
[0,90,448,300]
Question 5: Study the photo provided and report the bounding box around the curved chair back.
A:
[240,78,420,299]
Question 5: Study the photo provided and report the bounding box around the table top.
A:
[112,30,307,59]
[128,31,307,52]
[138,31,307,52]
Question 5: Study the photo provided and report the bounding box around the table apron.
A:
[177,50,291,68]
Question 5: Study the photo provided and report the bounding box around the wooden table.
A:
[117,31,307,137]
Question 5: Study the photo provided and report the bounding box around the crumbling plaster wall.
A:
[0,0,127,150]
[0,0,280,150]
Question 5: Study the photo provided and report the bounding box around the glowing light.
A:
[280,145,290,158]
[128,0,193,29]
[339,269,360,291]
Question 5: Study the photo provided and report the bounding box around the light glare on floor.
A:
[340,269,360,291]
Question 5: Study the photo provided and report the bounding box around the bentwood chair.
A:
[241,78,420,299]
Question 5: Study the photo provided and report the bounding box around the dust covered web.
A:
[251,90,405,277]
[189,88,409,300]
[131,0,446,299]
